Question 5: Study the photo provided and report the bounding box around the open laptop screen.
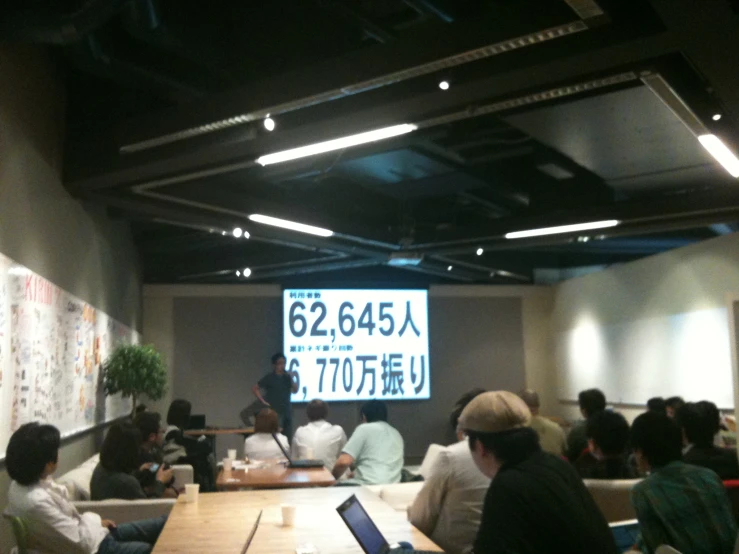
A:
[337,495,389,554]
[610,519,640,553]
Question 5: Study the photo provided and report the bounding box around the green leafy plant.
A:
[103,344,168,417]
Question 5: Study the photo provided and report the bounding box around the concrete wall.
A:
[0,45,141,552]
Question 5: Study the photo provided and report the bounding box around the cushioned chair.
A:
[3,513,30,554]
[583,478,642,522]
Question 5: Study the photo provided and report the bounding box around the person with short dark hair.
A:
[251,352,299,440]
[450,388,487,440]
[518,389,566,456]
[244,408,290,460]
[134,411,178,498]
[647,397,667,416]
[678,401,739,479]
[163,398,215,491]
[291,399,346,469]
[332,400,404,484]
[573,410,636,479]
[135,404,147,415]
[459,391,617,554]
[6,422,165,554]
[630,411,736,554]
[665,396,685,419]
[409,390,491,554]
[566,388,607,461]
[91,421,173,501]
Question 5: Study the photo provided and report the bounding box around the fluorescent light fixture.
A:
[476,248,484,256]
[698,134,739,177]
[264,116,275,131]
[439,80,450,91]
[505,219,620,239]
[248,214,334,237]
[243,268,252,278]
[232,227,244,238]
[713,114,722,121]
[256,123,417,166]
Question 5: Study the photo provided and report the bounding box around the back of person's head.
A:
[449,388,487,430]
[271,352,286,365]
[135,404,147,415]
[578,388,606,418]
[361,400,388,423]
[459,391,537,464]
[665,396,685,410]
[134,411,162,443]
[6,423,61,486]
[255,408,280,434]
[677,401,720,448]
[517,390,540,412]
[100,421,142,473]
[647,397,667,416]
[306,399,328,422]
[586,410,630,456]
[166,398,192,429]
[631,411,682,468]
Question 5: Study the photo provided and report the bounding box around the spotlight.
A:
[236,270,241,277]
[713,114,722,121]
[264,116,276,131]
[476,248,484,256]
[232,227,243,238]
[243,268,252,278]
[242,230,251,239]
[439,80,450,91]
[221,231,227,236]
[447,265,453,271]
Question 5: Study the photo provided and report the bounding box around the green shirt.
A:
[342,421,404,485]
[631,461,737,554]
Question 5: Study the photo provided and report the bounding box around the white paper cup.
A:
[228,449,237,460]
[185,483,200,503]
[281,504,296,526]
[304,447,314,460]
[223,458,233,472]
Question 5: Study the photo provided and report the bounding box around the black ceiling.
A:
[4,0,739,285]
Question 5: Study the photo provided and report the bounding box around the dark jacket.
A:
[474,450,618,554]
[683,445,739,480]
[90,463,164,501]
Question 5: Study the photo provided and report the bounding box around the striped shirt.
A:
[632,461,737,554]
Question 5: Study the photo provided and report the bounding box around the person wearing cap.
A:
[408,389,491,554]
[459,391,617,554]
[517,390,566,457]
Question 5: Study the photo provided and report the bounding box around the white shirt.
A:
[408,441,491,554]
[244,432,289,461]
[6,477,109,554]
[291,420,347,469]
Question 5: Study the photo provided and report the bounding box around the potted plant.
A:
[103,344,168,417]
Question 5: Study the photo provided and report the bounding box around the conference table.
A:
[217,464,336,490]
[152,487,442,554]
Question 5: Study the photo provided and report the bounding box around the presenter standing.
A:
[252,353,298,440]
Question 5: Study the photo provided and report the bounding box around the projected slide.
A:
[284,289,430,402]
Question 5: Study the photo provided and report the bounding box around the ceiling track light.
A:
[476,248,484,256]
[505,220,619,239]
[256,124,417,166]
[264,116,276,131]
[439,80,450,90]
[232,227,243,238]
[713,114,722,121]
[248,214,334,237]
[243,268,252,278]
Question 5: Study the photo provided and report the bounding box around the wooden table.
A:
[152,487,441,554]
[217,465,336,490]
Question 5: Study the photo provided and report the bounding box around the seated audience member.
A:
[630,411,737,554]
[91,421,173,501]
[646,397,667,416]
[450,388,487,440]
[408,389,490,554]
[518,390,566,456]
[6,422,165,554]
[134,411,178,497]
[163,398,215,491]
[459,391,617,554]
[665,396,685,419]
[567,388,607,461]
[244,408,290,460]
[678,401,739,480]
[574,410,636,479]
[332,400,404,485]
[291,399,346,468]
[135,404,147,415]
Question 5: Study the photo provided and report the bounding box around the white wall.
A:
[552,231,739,417]
[0,45,141,552]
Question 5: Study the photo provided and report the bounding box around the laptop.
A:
[610,519,640,553]
[271,433,324,468]
[337,494,438,554]
[240,509,263,554]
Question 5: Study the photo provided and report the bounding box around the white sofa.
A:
[56,454,194,523]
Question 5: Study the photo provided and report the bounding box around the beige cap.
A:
[459,391,532,433]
